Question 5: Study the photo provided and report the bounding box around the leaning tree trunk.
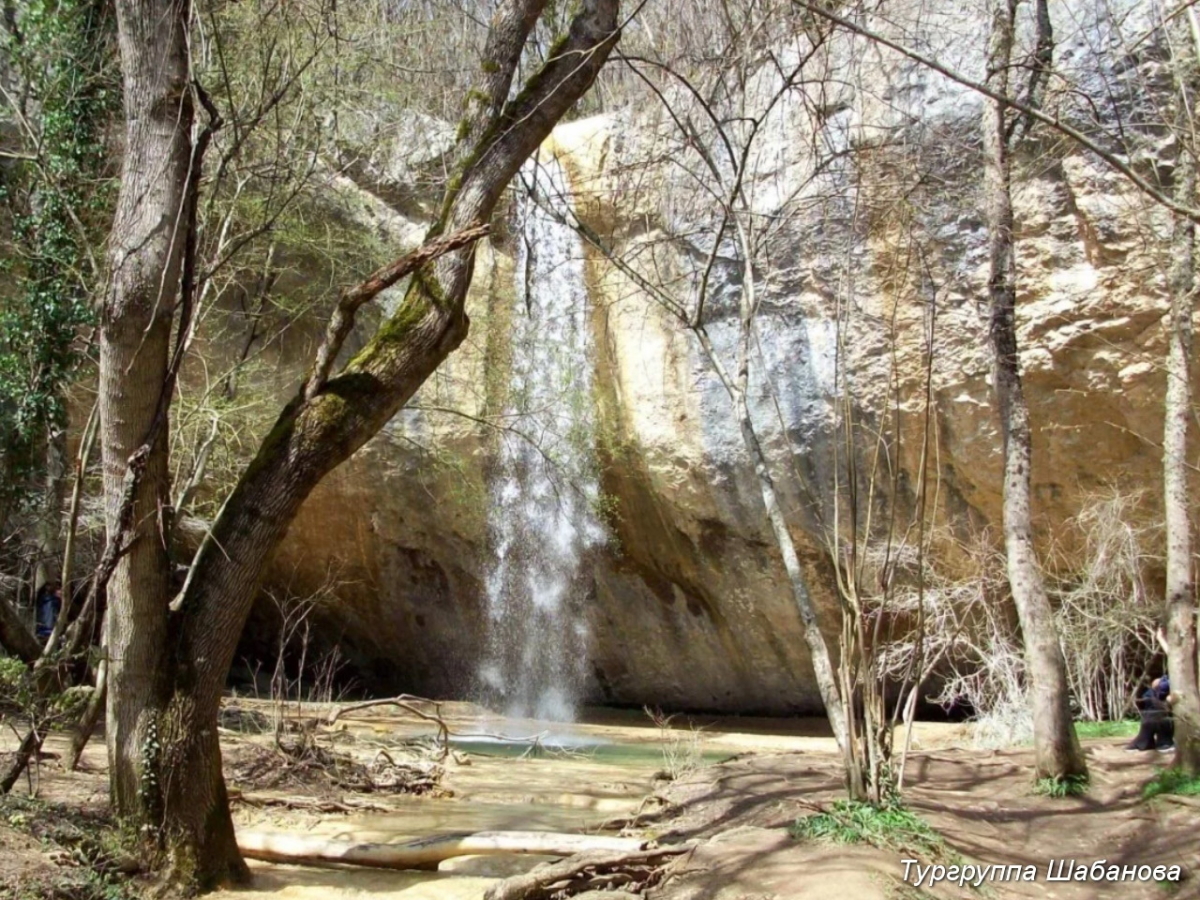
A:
[136,1,621,889]
[101,0,190,832]
[690,215,849,777]
[1164,24,1200,776]
[983,0,1086,781]
[723,217,848,764]
[736,395,849,756]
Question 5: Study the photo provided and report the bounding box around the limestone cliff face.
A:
[254,0,1187,714]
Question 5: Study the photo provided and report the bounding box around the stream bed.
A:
[215,703,873,899]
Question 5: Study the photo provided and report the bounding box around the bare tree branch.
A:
[304,222,491,401]
[793,0,1200,223]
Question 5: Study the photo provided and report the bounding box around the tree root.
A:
[227,790,391,814]
[483,845,693,900]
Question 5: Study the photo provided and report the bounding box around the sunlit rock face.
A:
[253,0,1187,714]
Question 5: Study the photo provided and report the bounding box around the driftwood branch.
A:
[228,791,390,814]
[326,694,443,725]
[325,694,556,759]
[483,846,692,900]
[236,830,649,871]
[304,222,491,401]
[327,694,453,758]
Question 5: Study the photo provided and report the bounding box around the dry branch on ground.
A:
[483,846,693,900]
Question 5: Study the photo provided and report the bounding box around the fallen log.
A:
[236,830,650,871]
[483,846,693,900]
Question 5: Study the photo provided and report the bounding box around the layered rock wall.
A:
[244,0,1189,713]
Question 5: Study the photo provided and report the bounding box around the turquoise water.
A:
[447,734,729,766]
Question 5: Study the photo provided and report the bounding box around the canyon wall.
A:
[243,0,1185,713]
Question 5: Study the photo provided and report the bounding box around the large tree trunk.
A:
[101,0,190,829]
[1164,20,1200,776]
[115,1,621,889]
[983,0,1086,780]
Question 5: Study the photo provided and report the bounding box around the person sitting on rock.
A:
[1125,674,1174,753]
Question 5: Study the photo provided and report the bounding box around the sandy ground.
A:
[2,704,1196,900]
[650,744,1200,900]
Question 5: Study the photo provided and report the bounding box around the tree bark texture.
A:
[1164,21,1200,775]
[983,0,1086,780]
[100,0,191,832]
[96,0,621,890]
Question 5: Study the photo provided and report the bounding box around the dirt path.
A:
[650,741,1200,900]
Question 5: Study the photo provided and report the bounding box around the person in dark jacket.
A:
[1125,674,1174,752]
[34,581,62,643]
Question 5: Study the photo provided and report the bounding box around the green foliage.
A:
[1,651,90,732]
[0,654,34,710]
[2,795,145,900]
[789,799,949,861]
[137,718,162,823]
[1142,767,1200,801]
[1074,719,1139,739]
[0,0,115,509]
[1033,773,1089,798]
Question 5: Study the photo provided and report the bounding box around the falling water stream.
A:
[477,154,605,723]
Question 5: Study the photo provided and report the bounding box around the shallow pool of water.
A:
[219,703,963,899]
[446,734,728,767]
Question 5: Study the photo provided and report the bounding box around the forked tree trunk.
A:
[100,0,190,827]
[1164,23,1200,776]
[96,0,621,889]
[983,0,1086,780]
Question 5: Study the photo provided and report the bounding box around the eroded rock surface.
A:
[246,0,1186,713]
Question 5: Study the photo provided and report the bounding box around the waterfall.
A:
[477,154,605,723]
